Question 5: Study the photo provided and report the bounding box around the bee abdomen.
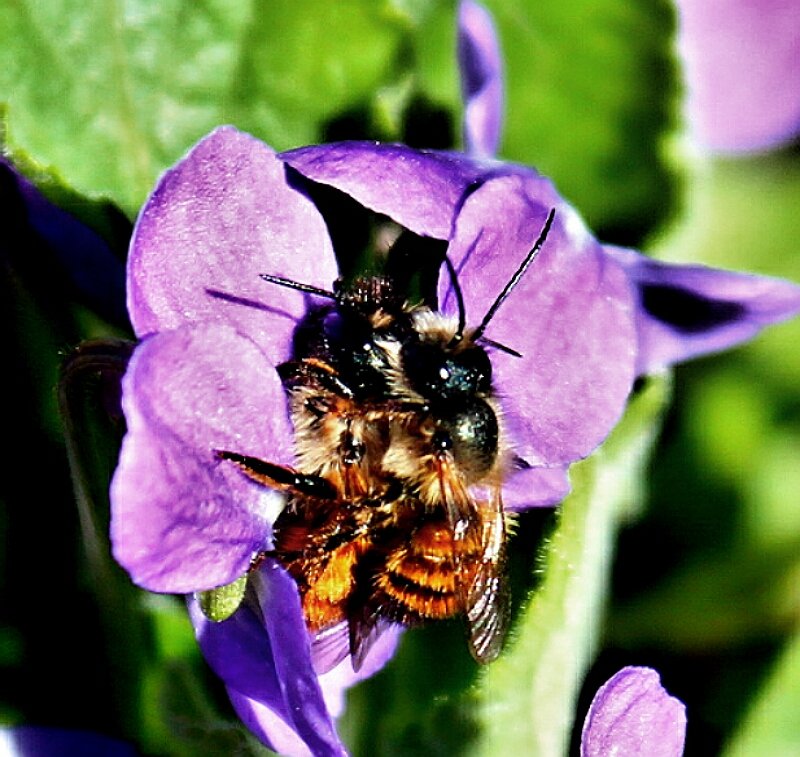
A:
[373,520,477,622]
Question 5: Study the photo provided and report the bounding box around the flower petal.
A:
[318,624,403,718]
[128,126,338,362]
[281,142,495,239]
[189,562,346,756]
[110,322,293,593]
[581,666,686,757]
[678,0,800,152]
[442,174,637,466]
[251,565,347,755]
[606,245,800,374]
[227,693,319,757]
[458,0,504,158]
[502,465,571,510]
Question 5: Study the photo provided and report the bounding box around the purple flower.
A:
[677,0,800,152]
[581,667,687,757]
[108,2,800,752]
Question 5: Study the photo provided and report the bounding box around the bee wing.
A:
[463,492,509,664]
[310,622,352,674]
[309,616,393,675]
[442,473,508,664]
[348,615,396,673]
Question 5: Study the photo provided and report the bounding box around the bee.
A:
[217,209,555,670]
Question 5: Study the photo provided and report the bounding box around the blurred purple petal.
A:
[458,0,504,158]
[581,666,686,757]
[128,126,338,362]
[110,322,293,593]
[0,727,137,757]
[442,174,637,465]
[678,0,800,152]
[606,246,800,374]
[1,159,128,327]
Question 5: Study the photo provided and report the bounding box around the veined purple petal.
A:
[458,0,504,158]
[502,465,571,510]
[251,565,346,755]
[441,174,637,466]
[281,142,562,244]
[110,322,293,593]
[128,126,338,362]
[606,245,800,374]
[189,562,347,757]
[581,667,686,757]
[228,693,320,757]
[677,0,800,153]
[188,596,288,727]
[282,142,500,239]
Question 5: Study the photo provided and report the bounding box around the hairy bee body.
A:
[221,274,512,668]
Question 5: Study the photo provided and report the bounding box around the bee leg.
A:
[215,450,338,500]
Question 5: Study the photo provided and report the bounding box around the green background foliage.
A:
[2,0,798,755]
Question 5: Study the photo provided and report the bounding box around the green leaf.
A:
[466,376,671,757]
[609,546,800,651]
[0,0,404,215]
[415,0,680,239]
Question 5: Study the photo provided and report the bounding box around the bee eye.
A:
[401,342,492,400]
[458,347,492,392]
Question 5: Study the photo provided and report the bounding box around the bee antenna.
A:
[471,208,555,343]
[260,273,336,299]
[443,256,467,347]
[477,336,522,358]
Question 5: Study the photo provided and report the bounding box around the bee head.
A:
[401,339,493,402]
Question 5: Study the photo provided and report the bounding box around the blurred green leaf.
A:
[0,0,404,214]
[3,0,680,234]
[610,547,800,651]
[723,630,800,757]
[57,339,151,739]
[651,153,800,278]
[140,656,270,757]
[414,0,680,239]
[615,150,800,653]
[466,377,670,756]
